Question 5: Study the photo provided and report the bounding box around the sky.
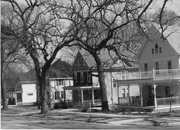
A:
[152,0,180,15]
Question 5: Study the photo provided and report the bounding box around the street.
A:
[1,105,180,129]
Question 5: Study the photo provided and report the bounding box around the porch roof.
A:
[64,86,100,90]
[114,78,180,85]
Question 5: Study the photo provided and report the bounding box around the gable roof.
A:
[136,24,180,60]
[19,59,72,83]
[163,26,180,54]
[72,48,138,72]
[80,49,118,68]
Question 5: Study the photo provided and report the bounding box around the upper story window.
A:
[73,73,77,83]
[113,83,117,88]
[152,48,154,54]
[87,73,91,82]
[155,62,159,74]
[81,72,84,82]
[144,63,148,72]
[167,60,172,70]
[56,79,64,86]
[83,71,87,83]
[159,47,162,53]
[77,72,81,83]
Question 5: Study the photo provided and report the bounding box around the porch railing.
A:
[118,68,180,81]
[118,96,141,106]
[157,96,180,106]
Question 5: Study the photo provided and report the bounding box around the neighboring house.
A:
[114,24,180,112]
[14,59,73,106]
[15,70,37,105]
[64,49,138,108]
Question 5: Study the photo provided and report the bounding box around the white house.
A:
[49,77,73,104]
[114,24,180,112]
[15,59,73,106]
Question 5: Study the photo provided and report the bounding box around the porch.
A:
[113,69,180,112]
[64,86,101,108]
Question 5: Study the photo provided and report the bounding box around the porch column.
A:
[153,84,157,110]
[117,85,120,104]
[127,84,130,105]
[139,85,143,107]
[92,89,95,104]
[81,89,84,104]
[63,89,66,102]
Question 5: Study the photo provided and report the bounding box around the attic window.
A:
[155,44,158,54]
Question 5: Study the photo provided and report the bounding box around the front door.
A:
[147,86,154,106]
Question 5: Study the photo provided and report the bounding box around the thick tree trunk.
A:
[39,77,49,114]
[1,74,8,110]
[93,55,109,112]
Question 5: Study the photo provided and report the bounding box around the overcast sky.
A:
[151,0,180,15]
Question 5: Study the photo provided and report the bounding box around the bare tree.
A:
[51,0,172,111]
[2,0,76,114]
[1,29,20,109]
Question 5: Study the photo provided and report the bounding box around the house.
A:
[14,59,73,106]
[114,24,180,112]
[15,70,37,105]
[48,59,73,106]
[64,49,138,108]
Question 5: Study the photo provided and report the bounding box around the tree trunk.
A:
[1,74,8,110]
[93,55,109,112]
[39,77,49,114]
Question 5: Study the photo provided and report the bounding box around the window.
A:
[144,63,148,72]
[83,71,87,83]
[56,79,64,86]
[81,72,84,82]
[113,83,117,87]
[159,47,162,53]
[168,60,172,69]
[61,91,64,99]
[155,62,159,74]
[87,73,91,82]
[55,91,60,99]
[74,73,77,83]
[27,93,33,96]
[77,72,81,83]
[155,44,158,54]
[152,48,154,54]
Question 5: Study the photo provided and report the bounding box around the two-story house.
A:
[114,24,180,112]
[64,49,139,108]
